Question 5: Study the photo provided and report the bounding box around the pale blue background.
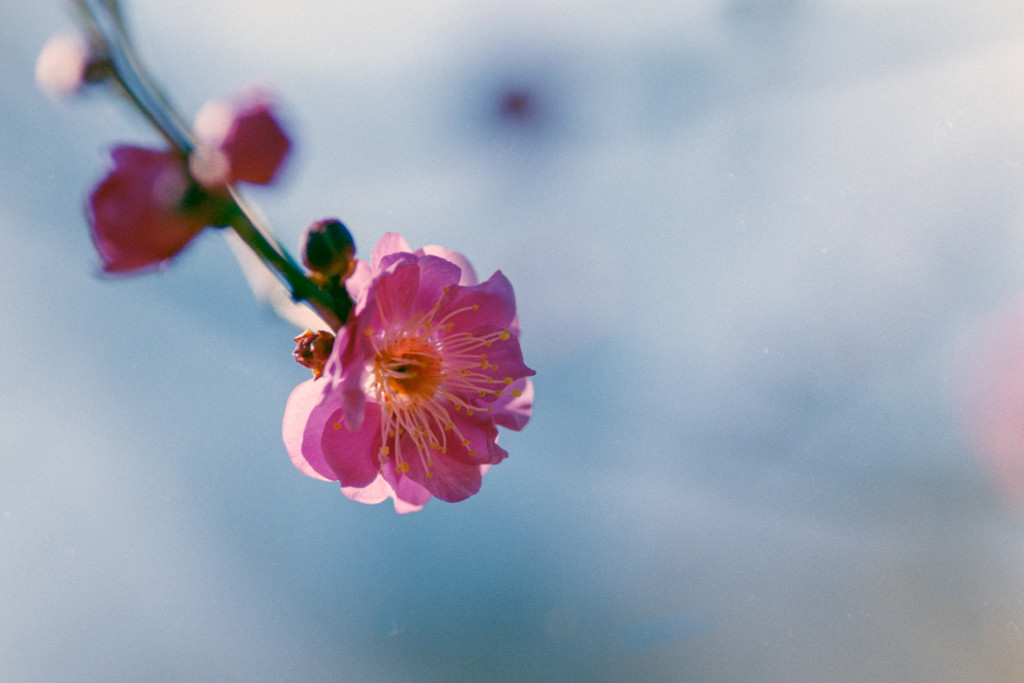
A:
[5,1,1024,681]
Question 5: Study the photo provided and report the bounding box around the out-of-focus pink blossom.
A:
[958,302,1024,507]
[35,33,93,99]
[88,146,213,273]
[192,91,290,187]
[283,233,535,512]
[87,91,291,273]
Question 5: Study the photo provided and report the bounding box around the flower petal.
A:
[282,378,338,481]
[459,326,535,401]
[367,260,422,326]
[386,432,487,503]
[321,402,383,489]
[370,256,461,326]
[381,461,433,512]
[341,474,393,504]
[88,146,207,273]
[370,232,412,271]
[407,454,484,503]
[444,413,508,465]
[418,244,478,286]
[219,102,290,185]
[491,377,534,431]
[411,255,463,312]
[437,271,518,333]
[194,91,291,186]
[345,259,373,311]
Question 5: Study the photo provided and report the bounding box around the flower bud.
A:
[89,146,211,273]
[193,90,291,187]
[301,219,356,281]
[293,329,335,378]
[35,32,111,100]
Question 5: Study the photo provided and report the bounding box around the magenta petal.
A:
[417,245,478,285]
[219,102,290,185]
[461,327,534,394]
[445,413,507,465]
[381,462,433,511]
[194,92,291,186]
[341,471,429,513]
[412,255,463,306]
[321,402,383,489]
[369,260,422,326]
[491,377,534,431]
[387,434,485,502]
[319,320,369,430]
[340,368,367,431]
[367,257,459,331]
[437,271,518,332]
[342,474,393,504]
[370,232,412,271]
[88,146,207,273]
[411,456,484,503]
[282,378,338,481]
[345,259,373,311]
[373,255,462,319]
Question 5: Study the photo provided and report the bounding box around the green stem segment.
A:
[225,196,344,330]
[74,0,350,331]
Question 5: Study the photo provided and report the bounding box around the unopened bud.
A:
[35,32,110,99]
[293,329,335,378]
[193,91,291,186]
[302,219,356,281]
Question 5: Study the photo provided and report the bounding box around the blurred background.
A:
[5,0,1024,680]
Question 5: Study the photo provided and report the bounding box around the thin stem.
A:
[73,0,350,331]
[75,0,192,150]
[227,193,342,330]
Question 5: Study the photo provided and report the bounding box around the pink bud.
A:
[35,33,91,99]
[193,91,291,186]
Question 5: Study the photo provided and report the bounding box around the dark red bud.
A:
[293,329,335,378]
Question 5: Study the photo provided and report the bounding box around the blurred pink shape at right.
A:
[958,301,1024,506]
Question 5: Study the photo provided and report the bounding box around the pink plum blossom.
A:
[87,92,292,273]
[35,32,93,99]
[283,233,535,512]
[191,91,290,187]
[958,301,1024,507]
[88,146,212,273]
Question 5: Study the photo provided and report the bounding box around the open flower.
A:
[283,233,535,512]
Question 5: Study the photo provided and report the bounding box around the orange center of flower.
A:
[363,289,520,478]
[373,338,443,404]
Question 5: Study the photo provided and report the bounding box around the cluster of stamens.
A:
[361,288,521,478]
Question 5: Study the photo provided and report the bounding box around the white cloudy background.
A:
[5,1,1024,681]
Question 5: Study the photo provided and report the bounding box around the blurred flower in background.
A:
[958,301,1024,506]
[87,90,291,273]
[88,145,212,272]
